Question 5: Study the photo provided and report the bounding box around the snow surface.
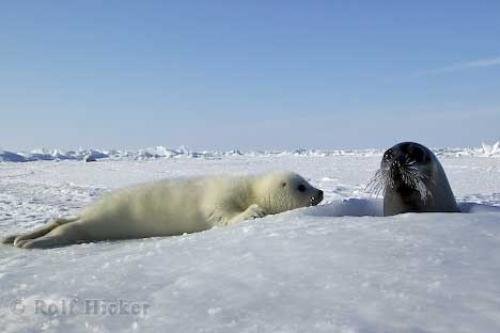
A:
[1,151,500,332]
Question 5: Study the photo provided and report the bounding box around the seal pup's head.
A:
[253,171,323,215]
[368,142,459,216]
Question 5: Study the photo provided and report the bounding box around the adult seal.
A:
[3,171,323,249]
[369,142,459,216]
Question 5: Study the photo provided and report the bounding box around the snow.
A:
[1,150,500,332]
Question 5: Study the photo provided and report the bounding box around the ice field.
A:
[1,147,500,332]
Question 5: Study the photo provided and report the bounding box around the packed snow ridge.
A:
[0,141,499,163]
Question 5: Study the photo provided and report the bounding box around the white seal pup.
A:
[3,171,323,249]
[368,142,459,216]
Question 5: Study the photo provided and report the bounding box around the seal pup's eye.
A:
[281,182,287,188]
[297,184,306,192]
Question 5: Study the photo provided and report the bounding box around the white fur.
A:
[4,171,322,249]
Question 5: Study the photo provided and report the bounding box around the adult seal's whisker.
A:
[366,168,388,197]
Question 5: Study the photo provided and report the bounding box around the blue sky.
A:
[1,0,499,150]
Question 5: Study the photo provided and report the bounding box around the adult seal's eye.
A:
[384,149,393,160]
[412,147,424,162]
[297,184,306,192]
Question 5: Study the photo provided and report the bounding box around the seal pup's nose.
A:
[312,189,324,206]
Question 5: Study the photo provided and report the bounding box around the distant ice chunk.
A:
[0,150,26,162]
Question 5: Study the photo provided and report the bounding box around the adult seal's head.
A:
[369,142,459,216]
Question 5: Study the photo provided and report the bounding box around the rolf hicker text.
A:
[10,297,150,316]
